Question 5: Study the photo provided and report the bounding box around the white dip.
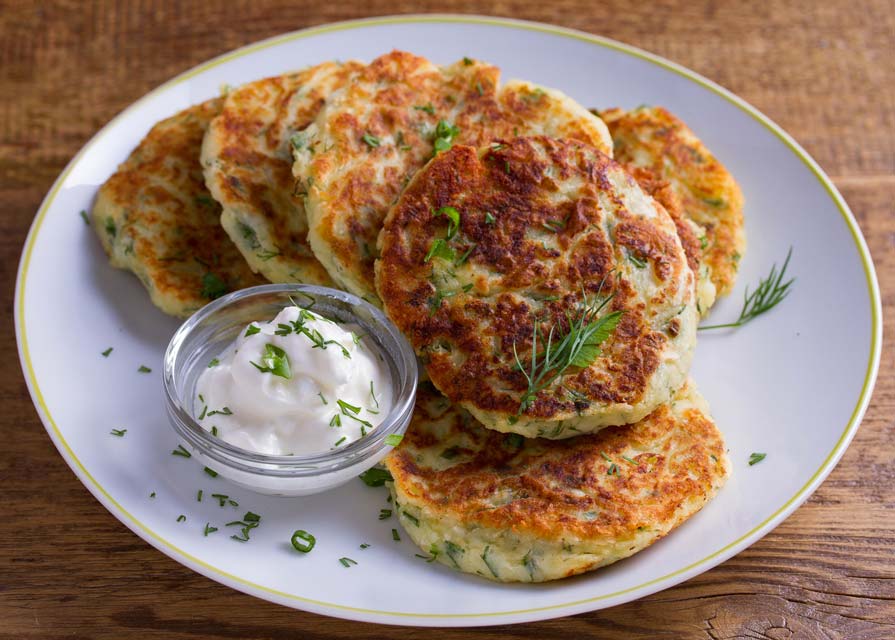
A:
[195,304,392,455]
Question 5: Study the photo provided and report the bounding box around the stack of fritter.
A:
[92,50,745,583]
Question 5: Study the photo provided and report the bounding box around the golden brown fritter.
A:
[600,106,745,299]
[385,381,730,582]
[293,50,613,303]
[623,163,717,314]
[202,61,362,285]
[376,136,698,437]
[92,98,264,317]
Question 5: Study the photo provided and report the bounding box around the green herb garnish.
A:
[522,550,537,580]
[330,414,342,428]
[484,211,495,225]
[339,557,357,568]
[748,452,767,466]
[481,545,499,578]
[628,253,647,269]
[360,543,370,549]
[204,523,218,536]
[204,467,219,478]
[172,445,191,458]
[207,358,220,368]
[138,365,152,373]
[334,436,347,446]
[414,103,435,115]
[384,434,404,446]
[101,347,113,357]
[362,132,380,148]
[109,428,126,437]
[444,541,464,568]
[176,515,186,523]
[200,273,228,300]
[290,529,316,553]
[80,210,89,225]
[250,343,292,379]
[432,119,460,154]
[391,529,401,541]
[379,509,392,520]
[434,206,461,238]
[245,324,261,337]
[513,291,622,414]
[424,238,455,263]
[226,511,260,542]
[359,467,392,487]
[699,248,794,330]
[337,399,361,414]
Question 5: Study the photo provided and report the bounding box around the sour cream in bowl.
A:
[163,284,418,496]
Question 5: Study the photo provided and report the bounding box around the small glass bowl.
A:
[163,284,418,496]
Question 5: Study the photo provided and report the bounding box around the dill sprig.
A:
[513,291,623,414]
[700,248,794,330]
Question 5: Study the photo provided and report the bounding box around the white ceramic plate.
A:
[16,15,882,626]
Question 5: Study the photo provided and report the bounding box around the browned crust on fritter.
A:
[376,136,692,427]
[600,106,745,297]
[204,62,362,285]
[92,99,264,316]
[300,51,612,300]
[386,383,730,543]
[623,164,702,275]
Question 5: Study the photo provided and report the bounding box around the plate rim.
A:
[14,13,884,626]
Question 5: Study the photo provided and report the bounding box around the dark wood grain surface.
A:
[2,1,893,638]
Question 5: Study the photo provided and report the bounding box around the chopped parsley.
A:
[245,324,261,337]
[432,119,460,154]
[200,273,228,300]
[359,467,392,487]
[250,343,292,379]
[424,239,455,263]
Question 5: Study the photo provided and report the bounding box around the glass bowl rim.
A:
[163,283,418,477]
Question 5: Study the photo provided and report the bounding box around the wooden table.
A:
[2,1,893,637]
